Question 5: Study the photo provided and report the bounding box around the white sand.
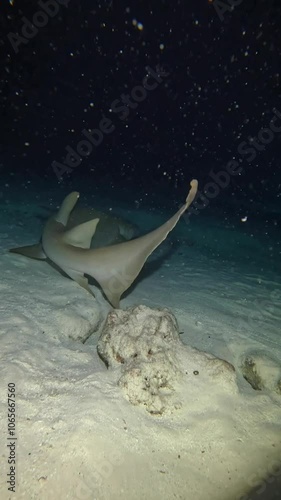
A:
[0,190,281,500]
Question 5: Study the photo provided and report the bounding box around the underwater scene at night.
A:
[0,1,281,499]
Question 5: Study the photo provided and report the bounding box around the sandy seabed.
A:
[0,187,281,500]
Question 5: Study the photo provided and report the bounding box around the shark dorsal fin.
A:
[62,218,100,249]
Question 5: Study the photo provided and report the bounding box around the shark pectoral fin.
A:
[101,281,121,309]
[106,294,120,309]
[59,266,95,297]
[91,278,120,308]
[100,277,131,309]
[63,218,100,249]
[94,255,151,309]
[9,243,47,260]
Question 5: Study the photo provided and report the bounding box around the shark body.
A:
[9,180,198,307]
